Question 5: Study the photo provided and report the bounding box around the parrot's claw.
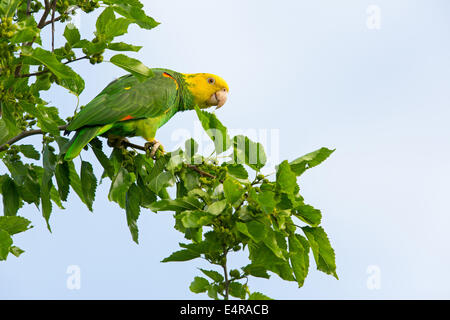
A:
[107,136,130,149]
[145,140,164,158]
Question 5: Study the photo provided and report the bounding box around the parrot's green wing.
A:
[66,69,180,131]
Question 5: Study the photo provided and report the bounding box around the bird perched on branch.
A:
[63,68,229,160]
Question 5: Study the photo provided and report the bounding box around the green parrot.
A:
[63,68,229,160]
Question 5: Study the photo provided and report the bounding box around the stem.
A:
[51,0,56,52]
[221,248,230,300]
[0,125,68,152]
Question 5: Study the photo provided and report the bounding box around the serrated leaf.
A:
[0,216,32,235]
[81,161,97,211]
[199,269,224,282]
[96,6,115,34]
[276,160,298,194]
[63,24,80,45]
[161,249,200,262]
[125,183,141,243]
[223,177,245,206]
[9,245,24,257]
[226,164,248,179]
[17,145,40,160]
[257,190,276,214]
[111,3,160,30]
[195,106,231,154]
[206,199,227,216]
[108,167,135,209]
[248,292,273,300]
[41,145,56,231]
[302,226,338,279]
[21,47,85,95]
[289,147,335,176]
[294,203,322,226]
[189,276,210,293]
[55,162,70,201]
[2,177,20,216]
[0,229,12,261]
[236,221,266,243]
[229,282,246,299]
[233,135,266,171]
[110,54,153,82]
[288,233,310,287]
[107,42,142,52]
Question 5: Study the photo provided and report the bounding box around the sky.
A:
[1,0,450,299]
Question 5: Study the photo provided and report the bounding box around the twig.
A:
[37,0,51,29]
[26,0,31,16]
[0,125,68,152]
[221,248,230,300]
[51,0,56,52]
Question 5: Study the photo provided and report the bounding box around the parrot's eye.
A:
[207,77,215,85]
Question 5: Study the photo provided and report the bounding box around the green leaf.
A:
[226,164,248,180]
[110,54,153,82]
[0,0,21,17]
[276,160,298,194]
[180,210,212,228]
[233,135,267,171]
[109,167,135,209]
[17,145,40,160]
[229,282,246,299]
[81,161,97,211]
[105,18,132,39]
[236,221,266,242]
[242,264,270,279]
[288,233,310,287]
[289,147,335,176]
[0,216,32,235]
[161,249,200,262]
[206,199,227,216]
[107,42,142,52]
[68,161,85,204]
[148,197,202,212]
[0,229,13,261]
[294,203,322,227]
[41,145,56,231]
[96,6,115,35]
[9,246,24,258]
[125,183,141,244]
[55,162,70,202]
[63,24,80,45]
[189,276,210,293]
[248,242,294,281]
[111,3,160,30]
[223,177,245,206]
[195,106,231,154]
[248,292,273,300]
[90,139,114,179]
[257,190,276,214]
[302,226,338,279]
[21,47,85,95]
[2,177,20,216]
[199,269,224,282]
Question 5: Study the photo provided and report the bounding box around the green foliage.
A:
[0,0,337,300]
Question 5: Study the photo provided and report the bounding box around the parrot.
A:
[63,68,229,161]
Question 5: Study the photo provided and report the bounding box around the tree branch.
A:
[0,125,68,152]
[221,249,230,300]
[51,0,56,52]
[37,0,51,29]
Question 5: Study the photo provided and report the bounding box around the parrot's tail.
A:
[64,126,106,161]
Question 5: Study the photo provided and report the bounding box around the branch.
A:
[0,125,68,152]
[51,0,56,52]
[221,248,230,300]
[37,0,51,29]
[0,126,219,182]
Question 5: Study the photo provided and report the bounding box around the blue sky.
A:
[1,0,450,299]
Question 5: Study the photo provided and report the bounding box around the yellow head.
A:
[182,73,229,109]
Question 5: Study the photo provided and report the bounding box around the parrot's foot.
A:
[107,136,130,149]
[145,139,165,158]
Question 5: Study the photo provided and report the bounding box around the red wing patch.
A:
[163,72,179,89]
[121,115,134,121]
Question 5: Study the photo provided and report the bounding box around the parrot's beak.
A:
[208,88,228,109]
